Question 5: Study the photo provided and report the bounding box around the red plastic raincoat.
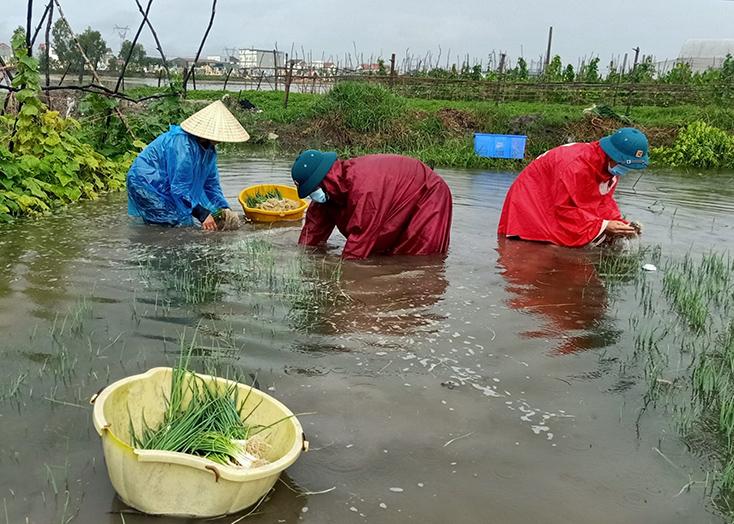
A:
[497,142,625,247]
[298,155,452,259]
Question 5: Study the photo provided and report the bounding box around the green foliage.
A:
[51,19,74,70]
[119,40,147,73]
[316,81,405,133]
[78,88,186,155]
[0,33,129,223]
[653,121,734,169]
[722,54,734,82]
[377,58,387,76]
[545,55,563,81]
[578,57,600,83]
[512,57,529,81]
[562,64,575,83]
[51,20,109,82]
[629,56,656,83]
[662,62,693,84]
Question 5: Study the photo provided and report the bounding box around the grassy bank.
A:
[104,82,734,170]
[4,66,734,222]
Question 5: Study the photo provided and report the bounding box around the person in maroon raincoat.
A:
[290,151,452,260]
[498,128,649,247]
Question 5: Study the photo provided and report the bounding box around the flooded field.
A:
[0,158,732,523]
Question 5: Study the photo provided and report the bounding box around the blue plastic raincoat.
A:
[127,125,229,226]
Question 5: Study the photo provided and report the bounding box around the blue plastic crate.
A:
[473,133,527,159]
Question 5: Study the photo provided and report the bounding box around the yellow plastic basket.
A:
[92,367,306,518]
[238,184,308,223]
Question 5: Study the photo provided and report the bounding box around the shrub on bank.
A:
[652,121,734,170]
[0,34,130,222]
[315,82,405,133]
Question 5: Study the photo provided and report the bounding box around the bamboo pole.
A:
[44,0,53,106]
[133,0,172,84]
[26,0,33,56]
[115,0,153,93]
[183,0,217,94]
[30,1,53,51]
[52,0,133,137]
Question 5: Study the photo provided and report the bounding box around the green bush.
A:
[653,121,734,169]
[316,81,405,133]
[0,33,130,222]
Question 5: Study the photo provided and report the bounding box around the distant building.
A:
[358,63,382,74]
[170,57,193,73]
[677,39,734,73]
[194,58,226,76]
[290,59,338,77]
[97,51,116,72]
[0,42,11,61]
[236,48,285,73]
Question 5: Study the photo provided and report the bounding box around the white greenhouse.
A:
[677,39,734,72]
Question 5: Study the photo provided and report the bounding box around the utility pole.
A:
[544,26,553,73]
[632,46,640,71]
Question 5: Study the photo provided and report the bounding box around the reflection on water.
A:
[323,256,448,335]
[0,159,733,523]
[496,238,617,355]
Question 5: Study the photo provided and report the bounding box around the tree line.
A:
[9,21,159,83]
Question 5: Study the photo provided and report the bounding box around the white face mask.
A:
[309,188,328,203]
[608,162,632,177]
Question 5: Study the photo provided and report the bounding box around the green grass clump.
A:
[316,81,405,133]
[620,248,734,508]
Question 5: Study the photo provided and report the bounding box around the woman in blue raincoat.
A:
[127,100,249,230]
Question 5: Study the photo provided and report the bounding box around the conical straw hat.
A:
[180,100,250,143]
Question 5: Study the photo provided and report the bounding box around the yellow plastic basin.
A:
[238,184,308,223]
[92,367,305,518]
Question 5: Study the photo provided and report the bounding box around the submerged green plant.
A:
[619,248,734,507]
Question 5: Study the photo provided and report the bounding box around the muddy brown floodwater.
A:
[0,158,732,524]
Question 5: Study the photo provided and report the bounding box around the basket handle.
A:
[89,385,107,405]
[205,465,221,482]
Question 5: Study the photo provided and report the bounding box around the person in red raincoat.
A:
[498,127,649,247]
[290,151,452,260]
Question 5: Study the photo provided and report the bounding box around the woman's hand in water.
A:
[202,214,218,231]
[605,220,637,236]
[220,208,241,231]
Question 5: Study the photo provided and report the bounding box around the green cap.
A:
[291,150,338,198]
[600,127,649,169]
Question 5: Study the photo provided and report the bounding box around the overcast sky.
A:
[4,0,734,68]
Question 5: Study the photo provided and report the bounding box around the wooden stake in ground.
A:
[115,0,154,94]
[52,0,134,137]
[182,0,217,94]
[283,59,295,108]
[134,0,172,85]
[44,0,53,106]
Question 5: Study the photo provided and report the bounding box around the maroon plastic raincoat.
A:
[298,155,452,259]
[497,142,626,247]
